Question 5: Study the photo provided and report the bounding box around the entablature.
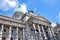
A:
[0,19,25,28]
[28,17,51,27]
[0,15,25,28]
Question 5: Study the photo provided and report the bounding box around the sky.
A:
[0,0,60,26]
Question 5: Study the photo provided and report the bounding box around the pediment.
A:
[33,16,51,23]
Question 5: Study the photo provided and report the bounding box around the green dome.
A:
[15,7,23,13]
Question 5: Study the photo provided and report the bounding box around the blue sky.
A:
[0,0,60,24]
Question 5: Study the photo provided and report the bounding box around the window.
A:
[2,37,6,40]
[4,29,6,32]
[36,29,39,32]
[18,38,20,40]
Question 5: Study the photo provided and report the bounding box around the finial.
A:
[18,4,20,8]
[18,2,20,8]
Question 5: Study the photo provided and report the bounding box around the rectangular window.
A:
[4,29,6,32]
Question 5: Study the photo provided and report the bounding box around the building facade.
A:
[53,24,60,40]
[0,6,54,40]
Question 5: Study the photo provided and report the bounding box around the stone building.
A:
[0,6,54,40]
[53,23,60,40]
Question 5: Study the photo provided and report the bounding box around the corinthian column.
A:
[23,28,25,40]
[48,27,52,37]
[25,22,30,40]
[41,25,47,40]
[48,27,53,40]
[6,26,11,40]
[33,23,36,33]
[38,25,43,40]
[33,23,38,40]
[50,27,55,40]
[16,27,18,40]
[0,24,4,40]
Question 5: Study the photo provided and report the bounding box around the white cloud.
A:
[20,3,27,13]
[0,0,18,11]
[0,0,27,13]
[57,11,60,20]
[5,0,17,7]
[51,22,57,28]
[34,8,37,11]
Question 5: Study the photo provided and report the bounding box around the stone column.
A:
[48,27,54,40]
[16,27,18,40]
[33,23,38,40]
[23,28,25,40]
[38,25,43,40]
[48,27,52,37]
[50,27,55,40]
[41,25,47,40]
[25,22,30,40]
[0,24,4,40]
[6,26,12,40]
[13,27,18,40]
[33,23,36,33]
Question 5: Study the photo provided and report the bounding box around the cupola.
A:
[13,5,24,20]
